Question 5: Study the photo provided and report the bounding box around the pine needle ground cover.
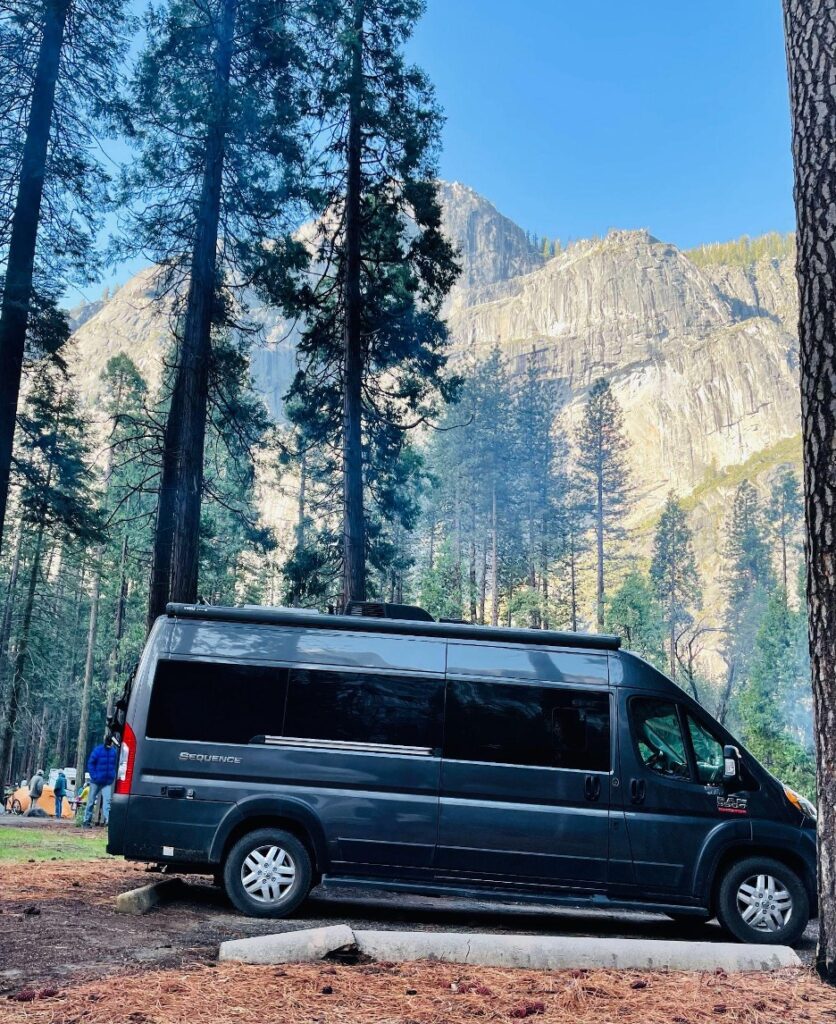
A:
[2,961,836,1024]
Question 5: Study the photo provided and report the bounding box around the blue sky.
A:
[408,0,794,249]
[82,0,792,303]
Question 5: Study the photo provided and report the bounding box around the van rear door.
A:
[435,643,613,891]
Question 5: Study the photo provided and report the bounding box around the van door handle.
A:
[629,778,646,805]
[584,775,601,802]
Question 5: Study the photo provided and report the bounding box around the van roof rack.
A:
[343,601,435,622]
[165,602,620,652]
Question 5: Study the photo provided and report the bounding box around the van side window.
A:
[444,681,610,771]
[687,715,725,785]
[284,669,444,750]
[146,659,289,744]
[631,698,690,780]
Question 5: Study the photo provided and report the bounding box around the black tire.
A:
[716,856,809,945]
[223,827,312,919]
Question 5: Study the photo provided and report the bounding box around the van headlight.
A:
[784,785,817,821]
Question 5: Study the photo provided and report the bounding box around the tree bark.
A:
[0,0,70,560]
[341,0,367,605]
[147,0,239,628]
[783,0,836,983]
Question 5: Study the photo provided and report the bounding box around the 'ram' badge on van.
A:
[717,795,748,815]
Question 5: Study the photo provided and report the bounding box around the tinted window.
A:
[146,659,288,744]
[284,669,444,749]
[445,681,610,771]
[446,644,608,685]
[631,698,690,779]
[688,715,725,785]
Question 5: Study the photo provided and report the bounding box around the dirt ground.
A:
[0,821,833,1022]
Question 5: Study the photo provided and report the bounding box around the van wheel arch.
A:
[710,845,815,916]
[217,813,325,877]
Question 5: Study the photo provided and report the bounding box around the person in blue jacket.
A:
[53,770,68,818]
[83,738,118,828]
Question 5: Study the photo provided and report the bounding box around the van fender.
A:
[208,795,330,869]
[691,817,816,902]
[690,818,752,899]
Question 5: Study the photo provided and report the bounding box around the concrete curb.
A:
[114,877,186,915]
[217,925,801,972]
[219,925,356,964]
[353,930,801,972]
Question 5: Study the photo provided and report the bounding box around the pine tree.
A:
[650,492,701,679]
[513,355,568,628]
[739,588,814,798]
[0,354,102,785]
[118,0,308,627]
[0,0,130,560]
[605,571,665,666]
[766,467,803,597]
[575,378,631,629]
[286,0,459,605]
[717,480,773,724]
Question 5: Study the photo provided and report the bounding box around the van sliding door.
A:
[436,643,613,890]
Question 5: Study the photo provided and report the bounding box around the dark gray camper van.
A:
[107,603,817,945]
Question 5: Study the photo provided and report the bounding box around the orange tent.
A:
[8,784,74,819]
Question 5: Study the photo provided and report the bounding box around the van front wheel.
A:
[716,857,809,945]
[223,828,312,918]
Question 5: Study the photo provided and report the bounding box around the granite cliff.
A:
[67,183,802,610]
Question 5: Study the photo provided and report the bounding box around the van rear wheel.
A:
[716,856,809,945]
[223,828,312,918]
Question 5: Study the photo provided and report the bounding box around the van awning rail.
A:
[165,603,621,652]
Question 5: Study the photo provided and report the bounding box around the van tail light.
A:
[115,722,136,795]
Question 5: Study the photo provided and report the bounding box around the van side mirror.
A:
[723,744,741,781]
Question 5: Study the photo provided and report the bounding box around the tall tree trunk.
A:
[0,529,24,692]
[596,471,605,629]
[478,538,487,625]
[783,0,836,982]
[541,536,550,630]
[453,481,463,613]
[0,0,70,560]
[75,555,102,789]
[106,535,128,718]
[147,0,239,628]
[569,532,579,632]
[296,450,307,553]
[0,522,45,785]
[468,534,477,624]
[490,484,499,627]
[341,0,367,605]
[34,706,48,774]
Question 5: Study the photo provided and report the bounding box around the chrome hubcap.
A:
[736,873,793,932]
[241,845,296,904]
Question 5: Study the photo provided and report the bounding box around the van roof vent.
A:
[343,601,434,622]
